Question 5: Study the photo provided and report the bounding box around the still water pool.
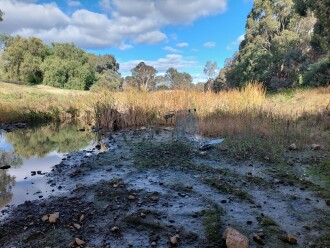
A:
[0,123,96,211]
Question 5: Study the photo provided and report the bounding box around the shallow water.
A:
[0,123,96,211]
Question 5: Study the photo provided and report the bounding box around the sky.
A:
[0,0,253,82]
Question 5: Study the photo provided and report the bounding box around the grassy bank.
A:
[1,81,329,160]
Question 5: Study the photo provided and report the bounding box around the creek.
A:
[0,123,97,212]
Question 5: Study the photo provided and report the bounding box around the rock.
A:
[151,241,157,246]
[288,235,298,244]
[140,126,147,130]
[111,226,120,232]
[326,199,330,206]
[170,234,179,246]
[41,215,49,222]
[78,128,85,132]
[128,195,136,200]
[73,223,81,230]
[253,233,266,245]
[274,179,281,183]
[140,212,146,218]
[288,143,297,150]
[278,234,298,244]
[199,151,207,156]
[223,227,249,248]
[75,238,85,245]
[48,212,59,223]
[80,214,85,222]
[150,195,159,201]
[311,144,321,150]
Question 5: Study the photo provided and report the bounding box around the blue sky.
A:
[0,0,253,82]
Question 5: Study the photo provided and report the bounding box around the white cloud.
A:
[119,54,197,74]
[163,46,181,53]
[226,34,245,50]
[176,42,189,47]
[68,0,81,7]
[203,41,216,48]
[0,0,227,49]
[99,0,111,12]
[135,31,167,44]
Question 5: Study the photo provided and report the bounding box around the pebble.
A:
[41,215,48,222]
[128,195,136,200]
[111,226,120,232]
[73,223,81,230]
[48,212,59,223]
[80,214,85,222]
[75,238,85,245]
[170,234,179,246]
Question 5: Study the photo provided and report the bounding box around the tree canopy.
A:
[220,0,329,91]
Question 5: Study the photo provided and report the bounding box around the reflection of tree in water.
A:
[0,170,15,208]
[0,150,23,168]
[5,123,94,158]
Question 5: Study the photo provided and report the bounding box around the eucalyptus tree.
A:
[131,62,157,91]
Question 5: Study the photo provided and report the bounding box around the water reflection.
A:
[5,122,94,158]
[0,123,95,210]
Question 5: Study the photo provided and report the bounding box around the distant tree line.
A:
[0,35,198,91]
[207,0,329,92]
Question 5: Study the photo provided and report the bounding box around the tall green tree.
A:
[87,53,122,91]
[0,10,3,21]
[131,62,157,91]
[0,36,48,83]
[225,0,316,89]
[166,67,193,90]
[41,43,95,90]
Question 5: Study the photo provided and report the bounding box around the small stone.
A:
[170,234,179,246]
[128,195,136,200]
[311,144,321,150]
[80,214,85,222]
[287,234,298,244]
[199,151,207,156]
[41,215,49,222]
[73,223,81,230]
[223,227,249,248]
[140,212,146,218]
[111,226,120,232]
[151,241,157,246]
[49,212,59,223]
[278,234,298,244]
[288,143,297,150]
[75,238,85,245]
[274,179,281,183]
[253,233,266,245]
[150,195,159,201]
